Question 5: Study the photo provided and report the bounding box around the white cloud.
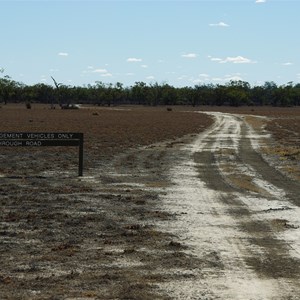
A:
[101,73,112,77]
[199,73,210,77]
[226,75,243,81]
[190,74,211,84]
[82,66,112,77]
[210,55,256,64]
[126,73,134,76]
[196,73,244,83]
[178,75,188,80]
[58,52,69,57]
[146,76,155,80]
[182,53,197,58]
[192,73,244,84]
[225,72,242,77]
[211,57,223,62]
[223,56,254,64]
[141,64,148,68]
[282,62,293,66]
[192,79,204,84]
[209,22,229,27]
[255,0,266,3]
[127,57,142,62]
[212,77,224,82]
[92,68,108,73]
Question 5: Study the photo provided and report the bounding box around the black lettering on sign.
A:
[0,140,23,147]
[0,132,82,140]
[25,141,42,146]
[0,133,24,139]
[0,132,84,176]
[57,133,75,139]
[26,133,55,140]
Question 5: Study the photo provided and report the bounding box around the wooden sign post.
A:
[0,132,84,176]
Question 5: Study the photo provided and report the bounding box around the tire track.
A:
[159,112,300,299]
[239,121,300,205]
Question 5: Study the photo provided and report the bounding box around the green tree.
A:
[0,76,22,104]
[225,80,250,106]
[263,81,277,106]
[291,83,300,106]
[131,81,147,105]
[161,83,177,105]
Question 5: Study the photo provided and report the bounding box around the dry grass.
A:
[226,106,300,182]
[0,104,213,158]
[0,104,299,298]
[227,174,266,194]
[245,115,268,131]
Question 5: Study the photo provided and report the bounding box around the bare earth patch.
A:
[0,104,299,299]
[0,104,212,299]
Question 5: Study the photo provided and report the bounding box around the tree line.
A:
[1,74,300,107]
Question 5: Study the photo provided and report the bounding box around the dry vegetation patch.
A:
[0,104,213,299]
[235,107,300,181]
[0,104,299,298]
[0,104,212,154]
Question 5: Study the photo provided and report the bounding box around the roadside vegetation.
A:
[1,70,300,107]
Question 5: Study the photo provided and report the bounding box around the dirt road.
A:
[158,112,300,299]
[1,110,300,299]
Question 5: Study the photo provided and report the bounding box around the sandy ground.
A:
[0,105,299,299]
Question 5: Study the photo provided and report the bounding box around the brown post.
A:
[78,133,84,177]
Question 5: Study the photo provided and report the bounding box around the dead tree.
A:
[51,76,62,109]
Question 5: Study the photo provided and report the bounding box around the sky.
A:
[1,0,299,88]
